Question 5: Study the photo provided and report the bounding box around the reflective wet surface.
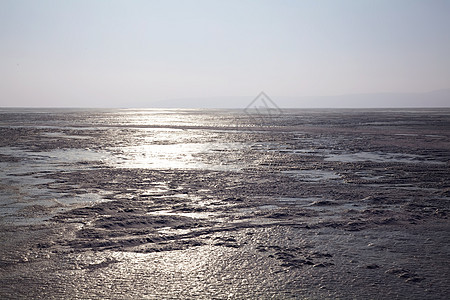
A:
[1,108,449,299]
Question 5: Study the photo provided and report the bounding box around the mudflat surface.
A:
[0,108,449,299]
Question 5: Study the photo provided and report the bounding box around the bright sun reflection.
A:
[111,144,208,169]
[107,130,245,170]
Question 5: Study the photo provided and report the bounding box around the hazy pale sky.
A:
[1,0,449,107]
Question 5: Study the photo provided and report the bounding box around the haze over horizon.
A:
[1,0,449,108]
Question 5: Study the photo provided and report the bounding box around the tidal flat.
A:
[0,108,449,299]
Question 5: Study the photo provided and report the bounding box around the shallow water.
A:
[1,108,449,299]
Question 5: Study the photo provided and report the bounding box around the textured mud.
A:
[0,109,449,299]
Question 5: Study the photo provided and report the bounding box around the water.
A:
[1,108,449,299]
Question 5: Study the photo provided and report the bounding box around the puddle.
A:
[289,149,323,155]
[0,147,109,225]
[0,188,107,225]
[106,143,245,171]
[238,205,280,214]
[278,197,325,205]
[58,193,106,206]
[157,226,194,235]
[0,146,110,168]
[354,171,384,181]
[281,170,341,181]
[41,132,92,139]
[147,210,217,219]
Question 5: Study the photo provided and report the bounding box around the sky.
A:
[1,0,449,108]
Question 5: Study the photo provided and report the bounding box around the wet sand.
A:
[0,109,449,299]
